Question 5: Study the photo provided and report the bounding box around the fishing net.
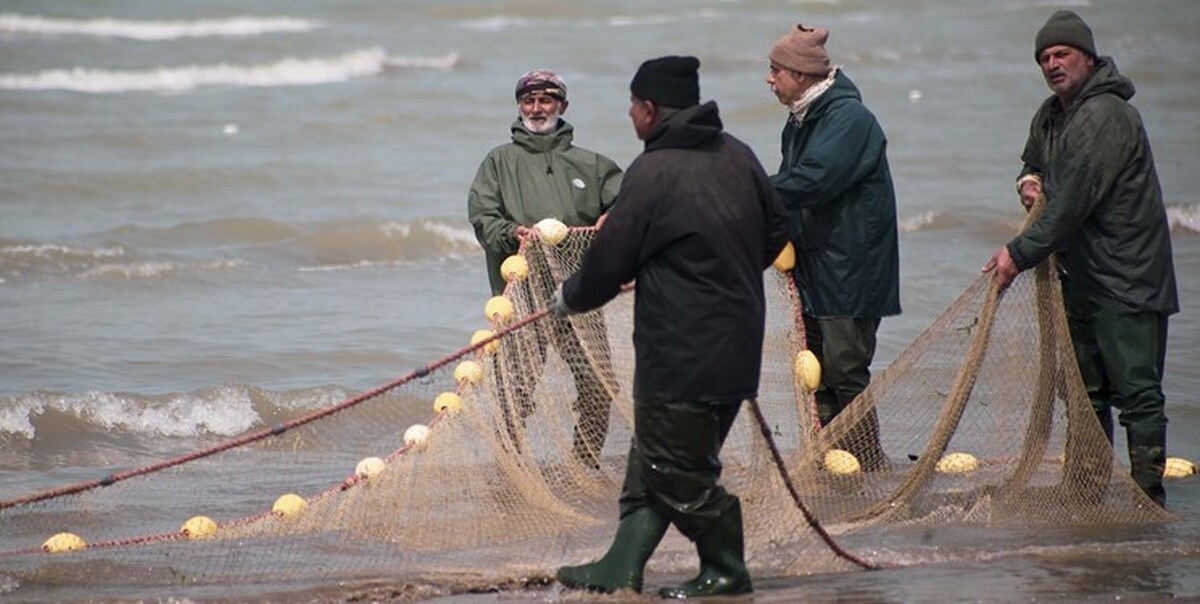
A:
[0,216,1174,600]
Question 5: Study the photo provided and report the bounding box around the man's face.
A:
[1038,44,1095,104]
[767,62,810,105]
[518,92,566,133]
[627,96,656,141]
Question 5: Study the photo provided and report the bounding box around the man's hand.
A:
[982,246,1020,292]
[551,285,578,318]
[513,225,533,239]
[1017,175,1043,211]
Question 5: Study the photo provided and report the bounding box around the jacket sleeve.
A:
[1008,97,1134,270]
[769,100,883,210]
[763,184,791,269]
[597,155,623,214]
[1018,99,1054,178]
[467,153,518,257]
[562,164,652,313]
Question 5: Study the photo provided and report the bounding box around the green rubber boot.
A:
[1127,425,1167,507]
[556,505,669,594]
[659,500,753,599]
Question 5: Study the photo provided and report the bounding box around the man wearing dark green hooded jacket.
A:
[468,70,623,467]
[985,11,1178,506]
[765,24,901,471]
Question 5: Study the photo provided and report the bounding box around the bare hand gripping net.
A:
[0,220,1173,600]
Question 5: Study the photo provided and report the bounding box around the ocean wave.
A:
[1168,203,1200,234]
[300,218,478,269]
[0,241,128,280]
[456,9,719,31]
[607,10,720,27]
[1,218,478,282]
[0,13,321,40]
[898,210,939,233]
[0,48,457,93]
[456,15,531,32]
[0,385,351,442]
[81,259,246,280]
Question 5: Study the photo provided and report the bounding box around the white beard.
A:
[521,109,561,134]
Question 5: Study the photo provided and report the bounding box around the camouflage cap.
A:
[515,69,567,101]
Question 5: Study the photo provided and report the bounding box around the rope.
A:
[0,307,551,512]
[746,398,880,570]
[844,197,1050,524]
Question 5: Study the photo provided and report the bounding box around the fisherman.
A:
[765,23,901,470]
[552,55,790,598]
[467,69,622,467]
[983,10,1178,506]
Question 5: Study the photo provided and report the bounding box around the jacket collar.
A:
[510,118,575,153]
[644,101,723,152]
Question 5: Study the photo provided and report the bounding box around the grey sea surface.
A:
[2,1,1199,601]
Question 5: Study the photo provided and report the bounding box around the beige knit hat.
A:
[769,24,832,76]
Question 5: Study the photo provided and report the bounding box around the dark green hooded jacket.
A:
[770,71,901,319]
[1010,57,1178,315]
[468,119,622,295]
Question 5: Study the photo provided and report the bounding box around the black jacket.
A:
[562,102,790,402]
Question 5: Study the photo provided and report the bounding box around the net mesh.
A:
[0,223,1173,599]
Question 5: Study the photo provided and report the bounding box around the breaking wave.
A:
[0,13,321,40]
[0,48,458,93]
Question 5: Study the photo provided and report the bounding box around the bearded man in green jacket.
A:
[984,11,1179,506]
[467,70,622,467]
[766,24,901,472]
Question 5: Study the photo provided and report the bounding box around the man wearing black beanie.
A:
[629,55,701,109]
[552,55,790,598]
[985,11,1178,507]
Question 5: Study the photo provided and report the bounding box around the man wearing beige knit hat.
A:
[766,24,901,472]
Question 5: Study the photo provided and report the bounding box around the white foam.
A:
[457,16,530,32]
[0,48,389,93]
[0,388,259,439]
[0,400,36,438]
[81,259,244,279]
[420,220,478,248]
[608,14,672,27]
[0,13,321,40]
[1,243,125,258]
[385,52,459,71]
[899,210,939,233]
[1167,204,1199,234]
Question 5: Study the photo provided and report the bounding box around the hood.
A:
[802,70,863,124]
[1076,56,1136,105]
[644,101,724,152]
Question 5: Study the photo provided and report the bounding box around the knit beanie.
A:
[769,24,832,76]
[515,69,567,101]
[1034,10,1096,61]
[629,56,700,109]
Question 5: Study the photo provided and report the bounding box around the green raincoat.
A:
[468,119,622,295]
[1009,57,1178,315]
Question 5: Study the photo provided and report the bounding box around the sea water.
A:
[3,1,1199,601]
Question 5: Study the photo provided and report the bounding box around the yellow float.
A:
[42,532,86,553]
[181,515,218,539]
[433,392,462,416]
[453,360,484,386]
[793,349,821,392]
[272,493,307,519]
[823,449,861,475]
[500,254,529,282]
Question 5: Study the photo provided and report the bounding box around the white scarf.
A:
[789,66,840,125]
